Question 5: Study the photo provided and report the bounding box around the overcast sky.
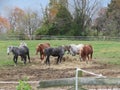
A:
[0,0,111,17]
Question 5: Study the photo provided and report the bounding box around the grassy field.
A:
[0,40,120,67]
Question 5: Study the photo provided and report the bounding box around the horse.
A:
[7,46,30,65]
[44,46,67,65]
[67,44,84,56]
[36,43,50,60]
[80,44,93,63]
[19,41,27,47]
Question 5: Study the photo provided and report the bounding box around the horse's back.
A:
[45,47,64,56]
[81,44,93,57]
[44,47,53,55]
[40,43,50,47]
[70,44,84,55]
[37,43,50,51]
[19,46,29,54]
[84,44,93,53]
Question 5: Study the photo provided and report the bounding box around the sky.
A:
[0,0,111,17]
[0,0,49,17]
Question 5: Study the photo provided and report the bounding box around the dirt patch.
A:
[0,56,120,90]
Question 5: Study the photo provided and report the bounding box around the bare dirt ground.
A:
[0,55,120,90]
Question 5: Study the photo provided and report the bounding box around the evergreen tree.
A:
[50,5,72,35]
[104,0,120,36]
[37,0,72,35]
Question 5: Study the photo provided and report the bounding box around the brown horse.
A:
[36,43,50,60]
[80,44,93,63]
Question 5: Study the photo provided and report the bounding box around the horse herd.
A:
[7,42,93,66]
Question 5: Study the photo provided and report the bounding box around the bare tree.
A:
[71,0,101,35]
[23,9,42,39]
[8,7,42,39]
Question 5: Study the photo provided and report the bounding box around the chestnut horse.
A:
[36,43,50,60]
[80,44,93,63]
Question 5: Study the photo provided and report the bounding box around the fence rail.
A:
[1,34,120,41]
[0,81,39,84]
[38,77,120,87]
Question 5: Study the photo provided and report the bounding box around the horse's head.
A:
[63,45,71,54]
[36,46,39,55]
[36,44,44,55]
[69,45,77,56]
[7,46,13,55]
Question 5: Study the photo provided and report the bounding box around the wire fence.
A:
[0,34,120,41]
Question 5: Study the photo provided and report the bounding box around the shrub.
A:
[16,79,32,90]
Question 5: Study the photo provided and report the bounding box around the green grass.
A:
[0,40,120,67]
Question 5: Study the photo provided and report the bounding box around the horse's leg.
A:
[40,52,43,60]
[42,53,45,60]
[90,52,93,61]
[85,55,89,64]
[79,53,82,61]
[45,56,48,64]
[13,55,18,65]
[21,56,23,61]
[13,56,16,65]
[56,56,60,64]
[41,53,45,61]
[22,55,27,65]
[27,52,30,63]
[46,55,50,65]
[59,55,63,63]
[45,55,50,65]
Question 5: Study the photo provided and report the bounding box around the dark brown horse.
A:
[80,44,93,63]
[36,43,50,60]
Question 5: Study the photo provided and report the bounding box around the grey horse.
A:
[44,46,67,65]
[7,46,30,65]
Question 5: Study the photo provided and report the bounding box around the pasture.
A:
[0,40,120,89]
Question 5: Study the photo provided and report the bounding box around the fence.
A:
[38,68,120,90]
[1,34,120,41]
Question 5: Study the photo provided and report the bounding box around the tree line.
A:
[0,0,119,40]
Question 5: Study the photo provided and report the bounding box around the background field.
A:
[0,40,120,89]
[0,40,120,66]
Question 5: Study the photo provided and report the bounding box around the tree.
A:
[92,0,120,37]
[93,7,107,36]
[104,0,120,36]
[48,0,68,21]
[23,9,42,39]
[36,0,71,36]
[8,7,25,37]
[8,7,42,39]
[72,0,100,36]
[0,16,10,33]
[52,5,72,35]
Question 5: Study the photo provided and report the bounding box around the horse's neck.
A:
[11,49,16,55]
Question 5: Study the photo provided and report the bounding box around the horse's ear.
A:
[10,46,13,48]
[48,43,50,46]
[68,45,71,48]
[40,44,44,48]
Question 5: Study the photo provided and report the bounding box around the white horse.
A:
[69,44,84,56]
[19,41,27,47]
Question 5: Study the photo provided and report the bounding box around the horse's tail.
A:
[27,50,30,63]
[90,51,93,60]
[90,45,93,60]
